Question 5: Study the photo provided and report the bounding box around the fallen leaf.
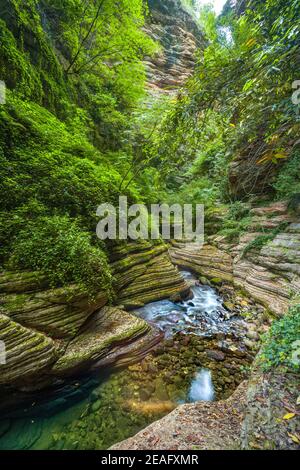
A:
[287,432,300,444]
[283,412,296,420]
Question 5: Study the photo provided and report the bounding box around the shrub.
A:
[219,201,252,242]
[242,222,289,257]
[273,149,300,199]
[8,215,113,298]
[259,305,300,372]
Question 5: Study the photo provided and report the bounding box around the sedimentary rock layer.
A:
[111,381,248,450]
[52,306,151,375]
[0,314,57,386]
[111,241,190,308]
[0,242,188,389]
[171,202,300,316]
[145,0,204,94]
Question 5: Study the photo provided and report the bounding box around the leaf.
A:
[287,433,300,444]
[283,413,296,420]
[274,151,288,160]
[246,38,256,48]
[243,80,255,92]
[257,152,273,164]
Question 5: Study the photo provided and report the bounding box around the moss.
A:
[242,222,290,257]
[0,293,30,312]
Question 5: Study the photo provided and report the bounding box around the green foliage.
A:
[273,149,300,199]
[242,222,289,257]
[260,305,300,371]
[167,177,220,208]
[8,215,113,297]
[151,0,300,202]
[0,0,155,294]
[217,201,252,242]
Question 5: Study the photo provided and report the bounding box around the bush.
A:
[260,305,300,372]
[219,201,252,242]
[242,222,289,257]
[8,215,113,298]
[273,149,300,199]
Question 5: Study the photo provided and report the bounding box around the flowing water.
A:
[0,270,241,450]
[188,369,215,402]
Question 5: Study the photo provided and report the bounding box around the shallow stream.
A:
[0,271,247,450]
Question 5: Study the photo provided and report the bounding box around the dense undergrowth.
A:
[152,0,300,212]
[0,0,158,295]
[260,304,300,372]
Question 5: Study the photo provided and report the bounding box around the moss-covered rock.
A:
[52,306,151,375]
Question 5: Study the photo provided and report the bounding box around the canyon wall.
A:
[171,201,300,317]
[145,0,204,94]
[0,242,189,391]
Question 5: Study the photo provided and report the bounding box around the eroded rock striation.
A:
[171,201,300,316]
[145,0,204,94]
[0,242,188,390]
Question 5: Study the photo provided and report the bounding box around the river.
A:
[0,270,245,450]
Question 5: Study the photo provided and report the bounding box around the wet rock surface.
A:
[145,0,205,95]
[0,268,259,450]
[171,201,300,317]
[0,241,188,391]
[111,381,249,450]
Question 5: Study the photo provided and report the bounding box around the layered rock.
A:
[111,241,190,308]
[0,242,188,390]
[111,362,300,450]
[0,314,57,387]
[52,306,152,376]
[1,274,107,339]
[145,0,204,94]
[171,201,300,316]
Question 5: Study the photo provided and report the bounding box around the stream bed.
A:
[0,271,251,450]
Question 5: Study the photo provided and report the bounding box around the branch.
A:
[66,0,106,73]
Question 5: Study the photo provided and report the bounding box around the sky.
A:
[194,0,228,16]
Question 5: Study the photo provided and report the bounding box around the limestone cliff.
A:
[145,0,204,94]
[171,201,300,317]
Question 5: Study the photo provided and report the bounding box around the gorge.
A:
[0,0,299,453]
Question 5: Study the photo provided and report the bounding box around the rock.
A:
[246,330,259,341]
[205,350,225,362]
[112,242,190,306]
[91,400,101,413]
[244,339,255,350]
[139,388,153,401]
[52,307,151,375]
[211,278,223,285]
[170,205,300,317]
[145,0,205,96]
[0,314,56,386]
[181,336,191,346]
[154,378,170,401]
[110,382,248,450]
[224,301,234,311]
[170,293,182,302]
